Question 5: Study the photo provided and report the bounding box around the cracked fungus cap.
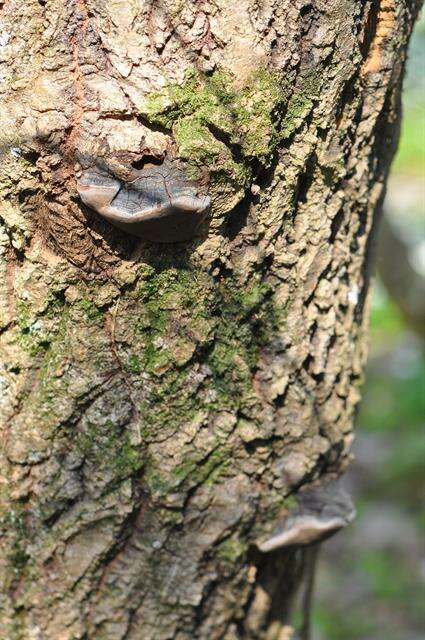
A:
[257,480,356,552]
[76,162,211,243]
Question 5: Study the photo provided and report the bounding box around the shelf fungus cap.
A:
[76,161,210,243]
[257,480,355,553]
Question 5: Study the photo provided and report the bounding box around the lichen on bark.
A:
[141,67,285,165]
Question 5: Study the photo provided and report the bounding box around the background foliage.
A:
[314,16,425,640]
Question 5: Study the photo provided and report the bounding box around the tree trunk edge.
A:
[0,1,421,639]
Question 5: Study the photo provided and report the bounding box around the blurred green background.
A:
[313,16,425,640]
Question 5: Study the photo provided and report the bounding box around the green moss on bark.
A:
[3,505,30,574]
[281,69,322,138]
[139,66,325,206]
[217,536,247,568]
[140,68,287,186]
[125,266,283,498]
[76,420,142,478]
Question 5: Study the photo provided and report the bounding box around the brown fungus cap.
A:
[76,159,210,243]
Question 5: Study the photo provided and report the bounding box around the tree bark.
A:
[0,1,419,639]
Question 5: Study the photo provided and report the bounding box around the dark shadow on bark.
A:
[243,545,306,638]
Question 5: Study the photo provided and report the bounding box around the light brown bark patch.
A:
[362,0,396,75]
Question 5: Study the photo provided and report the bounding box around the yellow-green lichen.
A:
[128,267,284,499]
[6,507,30,573]
[140,68,288,185]
[281,69,322,138]
[76,419,142,479]
[217,536,247,567]
[133,266,214,375]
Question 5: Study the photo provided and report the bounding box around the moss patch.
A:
[141,68,288,185]
[129,266,283,497]
[6,506,30,573]
[217,535,247,569]
[281,69,322,138]
[141,65,323,187]
[76,419,142,479]
[134,266,214,375]
[134,267,281,417]
[0,503,30,582]
[207,281,281,409]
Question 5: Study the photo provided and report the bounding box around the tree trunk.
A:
[0,1,419,639]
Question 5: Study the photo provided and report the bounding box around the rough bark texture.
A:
[0,1,419,639]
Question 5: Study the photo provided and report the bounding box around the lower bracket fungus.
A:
[257,481,356,552]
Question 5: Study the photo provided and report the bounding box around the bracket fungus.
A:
[257,481,355,553]
[76,160,210,243]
